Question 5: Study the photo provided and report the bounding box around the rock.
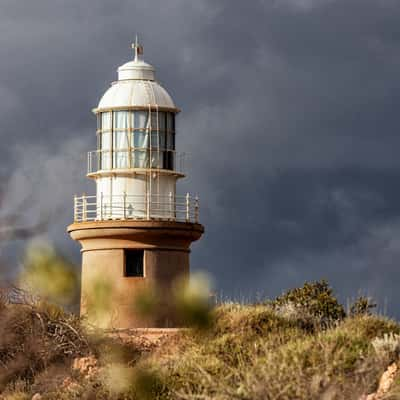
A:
[62,376,73,388]
[360,362,398,400]
[72,355,99,378]
[62,377,82,393]
[31,394,42,400]
[376,362,397,396]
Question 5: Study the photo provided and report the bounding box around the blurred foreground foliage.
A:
[173,272,213,330]
[19,241,78,307]
[0,245,399,400]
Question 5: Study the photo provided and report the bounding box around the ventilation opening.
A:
[124,249,144,277]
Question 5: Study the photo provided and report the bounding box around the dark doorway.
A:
[124,249,144,277]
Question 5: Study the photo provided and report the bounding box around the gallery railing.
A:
[73,193,199,223]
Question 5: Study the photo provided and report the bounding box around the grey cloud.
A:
[1,0,400,315]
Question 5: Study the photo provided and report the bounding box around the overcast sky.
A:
[1,0,400,315]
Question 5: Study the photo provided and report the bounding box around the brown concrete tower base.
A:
[68,220,204,329]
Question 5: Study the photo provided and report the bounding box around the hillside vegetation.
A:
[1,278,400,399]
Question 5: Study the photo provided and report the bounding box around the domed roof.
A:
[95,41,177,112]
[97,80,176,110]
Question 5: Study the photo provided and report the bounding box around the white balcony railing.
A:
[73,193,199,223]
[87,149,186,174]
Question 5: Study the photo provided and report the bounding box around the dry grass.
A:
[0,287,89,395]
[1,277,400,399]
[142,305,400,400]
[1,301,400,399]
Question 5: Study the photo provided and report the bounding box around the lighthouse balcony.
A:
[87,149,186,176]
[73,193,199,223]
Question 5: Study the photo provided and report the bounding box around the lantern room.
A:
[94,110,176,171]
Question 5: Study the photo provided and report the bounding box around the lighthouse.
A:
[67,40,204,329]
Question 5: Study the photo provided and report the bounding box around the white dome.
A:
[96,48,177,112]
[97,79,176,110]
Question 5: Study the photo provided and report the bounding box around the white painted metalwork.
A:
[73,193,199,223]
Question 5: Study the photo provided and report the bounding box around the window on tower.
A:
[124,249,144,277]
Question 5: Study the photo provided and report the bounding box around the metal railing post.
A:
[74,194,77,222]
[186,193,190,222]
[146,192,150,220]
[82,193,87,221]
[123,192,127,219]
[169,192,173,220]
[195,195,199,223]
[100,192,103,220]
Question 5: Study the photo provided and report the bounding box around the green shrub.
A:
[269,280,346,330]
[350,296,377,316]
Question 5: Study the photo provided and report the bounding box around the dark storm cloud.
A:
[1,0,400,314]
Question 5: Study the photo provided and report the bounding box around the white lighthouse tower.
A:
[68,40,204,329]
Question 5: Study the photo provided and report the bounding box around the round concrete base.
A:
[67,220,204,329]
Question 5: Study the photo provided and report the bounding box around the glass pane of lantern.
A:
[97,115,101,131]
[114,131,129,149]
[134,111,149,129]
[134,131,148,148]
[113,111,129,129]
[163,151,174,170]
[101,112,112,130]
[114,150,129,168]
[166,132,175,150]
[158,112,166,130]
[101,132,112,150]
[166,113,175,131]
[150,131,166,149]
[159,132,166,149]
[150,131,160,149]
[151,112,158,129]
[101,151,112,170]
[151,152,163,168]
[130,111,134,129]
[133,150,148,168]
